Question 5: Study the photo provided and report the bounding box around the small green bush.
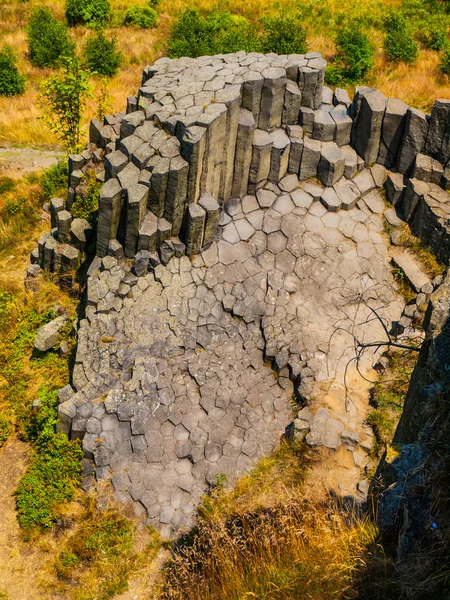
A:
[84,30,121,77]
[71,169,100,224]
[27,7,74,68]
[422,22,448,51]
[65,0,110,27]
[40,159,68,201]
[0,46,25,97]
[0,414,10,448]
[326,26,374,85]
[123,5,158,28]
[440,46,450,73]
[167,10,260,58]
[260,15,308,55]
[15,388,83,530]
[383,11,419,63]
[148,0,161,8]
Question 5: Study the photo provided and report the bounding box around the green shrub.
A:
[148,0,161,7]
[65,0,110,27]
[40,159,68,201]
[84,30,121,76]
[167,9,260,58]
[383,11,419,63]
[15,388,83,530]
[440,46,450,73]
[326,26,374,85]
[123,5,158,28]
[260,15,308,55]
[0,46,25,97]
[70,169,100,224]
[27,7,74,68]
[0,414,10,448]
[421,22,448,51]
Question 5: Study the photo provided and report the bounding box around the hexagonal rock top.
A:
[59,170,403,538]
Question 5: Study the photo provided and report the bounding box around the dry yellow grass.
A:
[0,0,449,147]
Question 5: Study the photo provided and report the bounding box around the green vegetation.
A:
[54,507,161,600]
[27,7,74,68]
[368,350,417,455]
[160,442,378,599]
[326,26,374,85]
[16,389,83,529]
[260,14,308,55]
[123,5,158,28]
[70,169,100,224]
[84,30,121,77]
[421,18,448,51]
[40,159,69,201]
[440,45,450,74]
[0,46,25,97]
[383,11,419,64]
[39,56,93,152]
[66,0,110,27]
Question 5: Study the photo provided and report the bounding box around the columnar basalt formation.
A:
[27,51,450,537]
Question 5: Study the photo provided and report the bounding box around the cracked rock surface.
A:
[60,174,403,536]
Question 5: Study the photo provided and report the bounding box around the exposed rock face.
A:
[24,50,450,539]
[373,273,450,565]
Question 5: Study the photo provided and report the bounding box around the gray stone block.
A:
[198,192,220,246]
[259,67,287,131]
[248,129,273,192]
[403,178,430,221]
[125,183,148,258]
[105,150,128,180]
[183,203,205,255]
[97,178,123,257]
[149,157,171,218]
[70,218,93,252]
[242,70,264,120]
[282,80,302,125]
[299,106,315,134]
[120,110,145,138]
[384,172,405,207]
[232,109,256,198]
[268,129,290,181]
[312,109,335,142]
[286,125,304,174]
[57,210,72,243]
[138,211,158,252]
[318,143,345,186]
[181,125,206,203]
[299,137,321,180]
[34,315,68,352]
[330,105,352,147]
[352,89,387,167]
[165,155,189,236]
[132,250,149,276]
[378,98,408,168]
[396,108,429,174]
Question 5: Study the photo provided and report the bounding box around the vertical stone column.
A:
[149,157,170,217]
[125,184,149,258]
[57,210,72,243]
[138,212,158,252]
[377,98,408,168]
[198,104,228,199]
[183,203,206,256]
[424,99,450,164]
[282,80,302,126]
[198,193,220,246]
[232,109,256,199]
[216,86,242,202]
[97,178,123,258]
[269,129,291,181]
[286,125,304,174]
[352,89,387,167]
[248,130,273,194]
[180,125,206,203]
[164,155,189,237]
[258,68,287,132]
[242,71,264,122]
[396,108,429,174]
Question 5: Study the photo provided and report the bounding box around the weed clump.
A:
[0,46,25,97]
[260,14,308,55]
[84,30,121,77]
[40,159,68,202]
[27,7,74,68]
[70,169,100,224]
[383,11,418,64]
[123,5,158,28]
[326,26,374,85]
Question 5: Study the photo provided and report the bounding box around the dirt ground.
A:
[0,146,64,179]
